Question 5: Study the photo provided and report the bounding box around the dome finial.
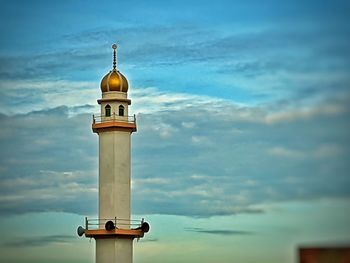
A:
[112,44,117,70]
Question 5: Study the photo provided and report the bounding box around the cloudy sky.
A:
[0,0,349,262]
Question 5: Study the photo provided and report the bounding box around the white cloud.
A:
[314,144,343,159]
[268,147,305,159]
[181,122,196,129]
[267,144,344,160]
[265,103,346,124]
[0,170,97,214]
[191,136,209,145]
[130,87,233,114]
[133,178,171,186]
[0,80,100,114]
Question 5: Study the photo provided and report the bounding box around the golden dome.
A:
[100,70,128,92]
[100,44,129,93]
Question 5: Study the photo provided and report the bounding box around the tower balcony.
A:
[78,217,150,239]
[92,113,137,133]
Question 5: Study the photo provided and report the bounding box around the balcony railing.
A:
[93,113,136,124]
[85,217,144,230]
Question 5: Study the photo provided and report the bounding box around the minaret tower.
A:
[78,44,149,263]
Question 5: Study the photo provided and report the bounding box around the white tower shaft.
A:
[96,130,132,263]
[99,131,131,222]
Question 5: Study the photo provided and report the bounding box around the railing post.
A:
[92,114,95,124]
[85,217,88,230]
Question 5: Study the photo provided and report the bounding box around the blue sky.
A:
[0,0,350,262]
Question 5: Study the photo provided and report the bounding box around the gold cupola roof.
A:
[100,44,129,93]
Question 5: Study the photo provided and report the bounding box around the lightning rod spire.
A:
[112,44,117,70]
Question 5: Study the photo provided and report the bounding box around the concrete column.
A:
[96,239,133,263]
[96,129,132,263]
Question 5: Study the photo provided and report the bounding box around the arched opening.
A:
[119,105,125,116]
[105,104,111,117]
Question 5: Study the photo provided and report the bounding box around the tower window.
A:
[119,105,125,116]
[105,104,111,117]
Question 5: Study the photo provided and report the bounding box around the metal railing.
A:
[85,217,144,230]
[92,113,136,124]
